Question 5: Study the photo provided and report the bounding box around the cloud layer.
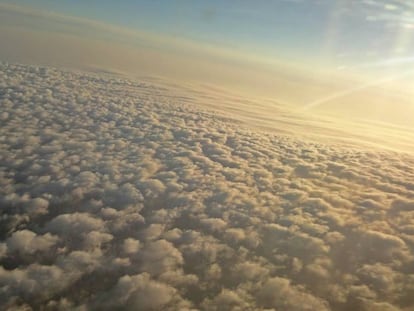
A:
[0,63,414,310]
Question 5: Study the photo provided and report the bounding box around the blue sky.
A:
[4,0,414,69]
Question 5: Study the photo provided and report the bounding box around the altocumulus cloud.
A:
[1,62,414,310]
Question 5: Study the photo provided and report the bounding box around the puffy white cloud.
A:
[232,261,269,281]
[139,239,183,276]
[82,231,113,250]
[200,218,227,233]
[24,197,49,215]
[92,273,189,310]
[257,277,330,310]
[6,230,58,255]
[122,238,141,255]
[46,213,104,236]
[1,62,414,310]
[0,264,66,306]
[201,288,250,311]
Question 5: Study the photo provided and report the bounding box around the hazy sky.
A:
[4,0,414,69]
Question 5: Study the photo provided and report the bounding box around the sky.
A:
[4,0,414,68]
[0,0,413,126]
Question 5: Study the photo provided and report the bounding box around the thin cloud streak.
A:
[302,70,414,111]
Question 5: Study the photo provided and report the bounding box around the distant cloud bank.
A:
[0,63,414,310]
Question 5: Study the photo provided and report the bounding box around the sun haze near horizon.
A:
[0,1,414,131]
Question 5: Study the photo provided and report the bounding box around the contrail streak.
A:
[302,70,414,111]
[343,56,414,70]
